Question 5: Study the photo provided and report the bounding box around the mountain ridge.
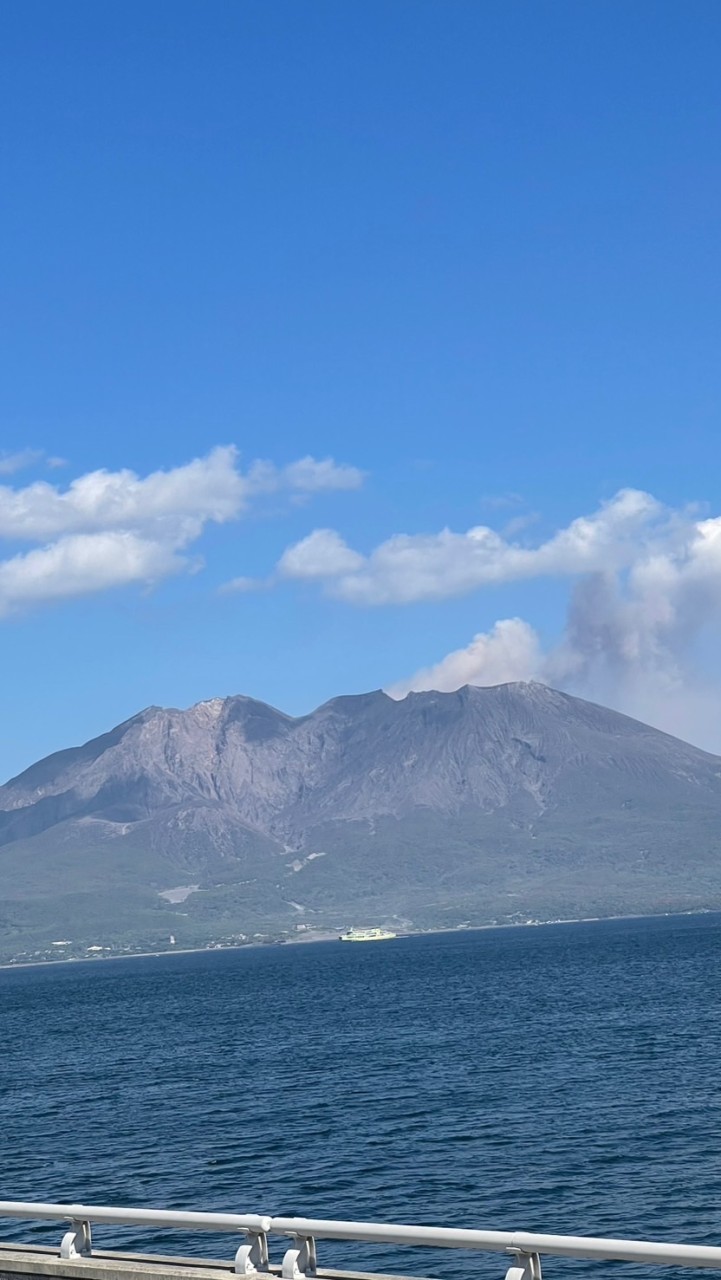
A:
[1,682,721,963]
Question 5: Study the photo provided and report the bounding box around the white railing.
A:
[1,1200,720,1280]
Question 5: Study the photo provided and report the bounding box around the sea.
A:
[2,915,721,1280]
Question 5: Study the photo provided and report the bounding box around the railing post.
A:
[282,1235,317,1280]
[235,1229,270,1276]
[60,1219,92,1259]
[505,1249,542,1280]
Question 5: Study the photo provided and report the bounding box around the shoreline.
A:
[0,907,716,973]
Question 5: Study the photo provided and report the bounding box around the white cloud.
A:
[0,449,46,475]
[278,529,366,580]
[0,445,246,542]
[247,456,365,496]
[0,449,69,475]
[276,488,665,604]
[278,456,365,492]
[308,487,721,749]
[0,446,364,616]
[388,619,541,698]
[387,508,721,751]
[0,533,184,612]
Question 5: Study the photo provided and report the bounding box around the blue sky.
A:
[1,0,721,779]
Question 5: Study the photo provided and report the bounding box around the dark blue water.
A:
[2,917,721,1280]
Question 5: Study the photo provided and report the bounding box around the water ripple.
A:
[2,917,721,1280]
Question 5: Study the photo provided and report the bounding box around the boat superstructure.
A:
[339,927,396,942]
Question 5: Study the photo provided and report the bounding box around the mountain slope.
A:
[2,682,721,961]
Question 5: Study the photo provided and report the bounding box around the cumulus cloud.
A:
[386,509,721,751]
[0,446,363,616]
[278,529,366,580]
[0,445,247,543]
[263,486,717,748]
[275,488,665,604]
[0,532,185,610]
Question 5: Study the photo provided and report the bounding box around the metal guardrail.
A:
[1,1201,721,1280]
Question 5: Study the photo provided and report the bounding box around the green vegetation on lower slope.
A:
[3,682,721,963]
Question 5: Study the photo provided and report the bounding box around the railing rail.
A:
[0,1203,271,1234]
[1,1200,720,1279]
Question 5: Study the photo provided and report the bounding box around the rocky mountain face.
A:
[2,682,721,960]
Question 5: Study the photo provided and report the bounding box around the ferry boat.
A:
[339,927,397,942]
